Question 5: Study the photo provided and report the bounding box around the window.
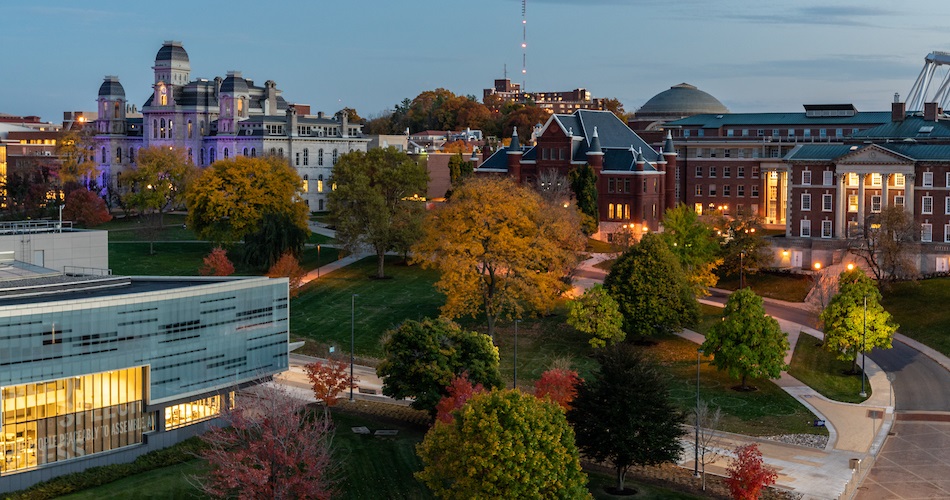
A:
[737,166,745,178]
[683,130,691,138]
[821,220,832,238]
[200,148,205,165]
[303,148,309,166]
[945,224,950,243]
[727,129,734,137]
[772,129,780,137]
[823,170,833,186]
[751,167,760,179]
[187,120,193,138]
[302,175,309,192]
[624,204,630,219]
[923,196,934,214]
[848,173,858,187]
[895,174,905,187]
[295,152,300,166]
[848,194,858,212]
[802,170,811,185]
[697,129,704,137]
[608,203,615,219]
[751,185,759,197]
[836,128,843,138]
[819,128,827,139]
[788,128,796,137]
[945,196,950,215]
[757,129,765,137]
[101,147,107,163]
[823,194,833,212]
[210,148,215,163]
[160,118,166,139]
[223,148,229,159]
[318,174,324,192]
[708,184,717,196]
[737,185,745,197]
[922,223,933,242]
[723,166,731,178]
[318,149,324,165]
[724,149,732,158]
[332,149,338,164]
[243,147,248,157]
[871,173,882,187]
[742,129,749,136]
[694,166,703,178]
[895,195,905,208]
[608,178,615,193]
[696,148,703,158]
[188,148,193,163]
[871,195,881,213]
[723,185,731,196]
[800,220,811,237]
[116,147,122,163]
[278,148,284,157]
[695,185,703,196]
[924,171,934,187]
[152,119,158,139]
[251,147,256,158]
[709,166,717,178]
[801,193,812,211]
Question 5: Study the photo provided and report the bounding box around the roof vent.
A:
[850,146,859,151]
[716,115,723,119]
[919,126,934,134]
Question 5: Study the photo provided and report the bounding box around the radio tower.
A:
[521,0,527,93]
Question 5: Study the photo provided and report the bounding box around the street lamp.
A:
[513,319,521,389]
[860,295,868,398]
[739,250,745,289]
[694,348,703,478]
[350,293,359,402]
[317,244,321,279]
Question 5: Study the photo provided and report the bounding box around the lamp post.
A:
[316,244,321,279]
[350,293,358,402]
[694,348,702,478]
[860,295,868,398]
[739,250,745,289]
[513,319,521,389]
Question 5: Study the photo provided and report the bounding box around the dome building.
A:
[628,83,729,139]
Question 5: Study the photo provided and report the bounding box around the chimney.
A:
[924,102,939,122]
[891,101,906,122]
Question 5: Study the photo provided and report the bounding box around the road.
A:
[706,289,950,411]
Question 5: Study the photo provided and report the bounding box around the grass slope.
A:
[883,277,950,357]
[788,333,869,404]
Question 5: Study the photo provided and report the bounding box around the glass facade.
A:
[164,393,231,430]
[1,367,151,474]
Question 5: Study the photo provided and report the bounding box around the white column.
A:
[882,173,890,209]
[857,173,866,225]
[836,172,847,238]
[906,173,915,215]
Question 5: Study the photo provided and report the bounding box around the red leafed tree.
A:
[304,359,351,417]
[62,187,112,227]
[198,387,335,500]
[435,373,485,423]
[726,443,777,500]
[534,368,581,411]
[199,247,235,276]
[267,252,305,297]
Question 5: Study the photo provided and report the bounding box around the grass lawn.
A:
[883,277,950,357]
[716,271,812,302]
[58,460,207,499]
[586,238,617,254]
[587,470,701,499]
[290,256,444,358]
[788,333,869,403]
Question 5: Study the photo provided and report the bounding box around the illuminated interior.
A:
[164,394,230,430]
[1,367,150,474]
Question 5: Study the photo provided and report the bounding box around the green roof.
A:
[668,111,891,128]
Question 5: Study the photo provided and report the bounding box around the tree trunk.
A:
[616,466,626,492]
[376,251,386,279]
[486,313,495,342]
[741,374,748,390]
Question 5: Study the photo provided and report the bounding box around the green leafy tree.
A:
[376,318,502,414]
[328,147,428,278]
[413,177,582,339]
[242,211,310,270]
[569,163,599,235]
[711,211,769,279]
[603,232,699,338]
[185,156,309,245]
[819,268,897,373]
[118,147,195,254]
[660,204,722,296]
[568,344,685,493]
[416,389,590,499]
[701,288,789,390]
[567,285,624,348]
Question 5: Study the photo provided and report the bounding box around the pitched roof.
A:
[787,142,950,162]
[852,116,950,140]
[668,111,891,128]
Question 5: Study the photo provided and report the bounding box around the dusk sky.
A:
[3,0,949,124]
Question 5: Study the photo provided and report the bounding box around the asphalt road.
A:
[706,289,950,412]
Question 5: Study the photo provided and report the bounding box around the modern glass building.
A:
[0,238,289,492]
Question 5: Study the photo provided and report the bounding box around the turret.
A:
[662,131,678,211]
[507,127,523,180]
[585,126,603,171]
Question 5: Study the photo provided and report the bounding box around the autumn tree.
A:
[416,389,590,499]
[848,205,919,284]
[119,146,193,221]
[267,253,306,297]
[328,147,428,278]
[242,211,310,271]
[305,359,351,418]
[534,368,581,411]
[660,204,722,296]
[726,443,777,500]
[435,373,484,424]
[62,187,112,227]
[568,344,685,493]
[569,163,599,235]
[503,106,550,139]
[702,288,789,390]
[603,232,699,338]
[376,317,502,414]
[601,97,629,122]
[447,153,474,193]
[820,268,897,373]
[185,156,309,245]
[198,387,335,500]
[56,126,97,190]
[413,177,582,338]
[199,247,235,276]
[567,285,624,348]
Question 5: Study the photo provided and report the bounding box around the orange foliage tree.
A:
[199,247,235,276]
[534,368,581,411]
[726,443,777,500]
[435,373,484,424]
[62,187,112,227]
[304,359,351,417]
[267,252,305,297]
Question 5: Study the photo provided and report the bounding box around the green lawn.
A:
[716,271,813,302]
[58,460,207,499]
[788,333,869,404]
[883,277,950,356]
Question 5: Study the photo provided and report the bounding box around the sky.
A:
[3,0,950,124]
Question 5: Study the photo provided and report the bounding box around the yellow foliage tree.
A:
[412,177,583,339]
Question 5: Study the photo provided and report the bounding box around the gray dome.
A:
[636,83,728,118]
[98,76,125,99]
[155,41,189,65]
[220,71,249,94]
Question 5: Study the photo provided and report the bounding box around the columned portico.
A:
[836,173,847,238]
[857,173,866,224]
[906,173,916,215]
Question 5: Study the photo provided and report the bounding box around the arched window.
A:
[224,148,229,159]
[303,148,309,166]
[332,149,338,164]
[302,175,309,192]
[114,101,121,117]
[101,147,107,163]
[188,120,193,138]
[318,149,324,166]
[251,148,256,158]
[188,148,193,163]
[200,121,205,135]
[129,147,135,163]
[210,148,215,163]
[153,119,158,139]
[116,147,122,163]
[608,203,615,220]
[243,147,248,157]
[160,118,166,139]
[168,120,173,137]
[317,174,324,192]
[270,148,276,155]
[278,148,284,157]
[238,97,245,116]
[200,148,205,165]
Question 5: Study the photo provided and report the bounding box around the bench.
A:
[374,429,399,437]
[813,419,826,428]
[351,426,371,435]
[358,387,377,395]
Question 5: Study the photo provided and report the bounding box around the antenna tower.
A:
[521,0,527,92]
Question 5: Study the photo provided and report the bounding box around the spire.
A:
[507,127,522,153]
[588,126,602,154]
[635,147,645,171]
[663,130,675,156]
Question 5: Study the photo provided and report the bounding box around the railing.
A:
[0,220,73,234]
[63,266,112,277]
